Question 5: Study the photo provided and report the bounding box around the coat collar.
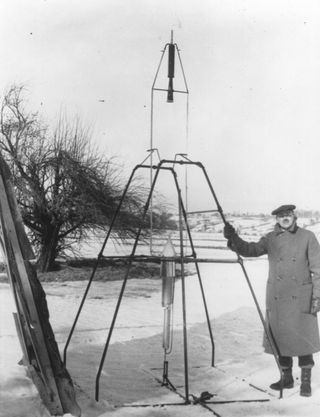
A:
[274,221,298,235]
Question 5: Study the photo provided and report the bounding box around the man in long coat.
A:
[224,204,320,397]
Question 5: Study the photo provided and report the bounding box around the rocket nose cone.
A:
[162,237,176,257]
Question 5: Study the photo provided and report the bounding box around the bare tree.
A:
[0,85,146,271]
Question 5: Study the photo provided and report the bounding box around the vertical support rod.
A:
[175,171,190,404]
[184,94,189,213]
[171,169,215,366]
[149,90,154,253]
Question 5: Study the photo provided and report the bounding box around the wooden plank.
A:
[0,172,64,415]
[0,157,34,260]
[12,312,29,366]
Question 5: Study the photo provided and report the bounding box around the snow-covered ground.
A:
[2,253,320,417]
[2,217,320,417]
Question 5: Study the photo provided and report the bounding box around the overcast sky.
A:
[1,0,320,214]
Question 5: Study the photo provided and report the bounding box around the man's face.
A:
[276,211,295,229]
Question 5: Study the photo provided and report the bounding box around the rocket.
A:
[167,33,175,103]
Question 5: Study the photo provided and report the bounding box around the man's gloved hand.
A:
[223,222,236,239]
[311,297,320,314]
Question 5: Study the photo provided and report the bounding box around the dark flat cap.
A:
[271,204,296,215]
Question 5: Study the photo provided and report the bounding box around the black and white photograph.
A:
[1,1,320,416]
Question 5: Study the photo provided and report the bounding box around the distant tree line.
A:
[227,210,320,219]
[296,210,320,220]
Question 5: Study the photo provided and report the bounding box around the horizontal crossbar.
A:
[186,209,220,215]
[101,255,239,264]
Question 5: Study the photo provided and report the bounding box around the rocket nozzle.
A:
[167,78,174,103]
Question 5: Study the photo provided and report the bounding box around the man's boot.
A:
[269,368,294,390]
[300,368,312,397]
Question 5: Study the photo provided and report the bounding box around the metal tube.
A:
[163,307,173,352]
[187,209,220,215]
[171,168,215,366]
[153,88,189,94]
[176,178,190,404]
[150,89,154,252]
[161,244,175,354]
[101,255,239,263]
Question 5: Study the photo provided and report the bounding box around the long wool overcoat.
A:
[228,222,320,356]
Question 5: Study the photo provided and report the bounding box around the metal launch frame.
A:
[64,155,284,404]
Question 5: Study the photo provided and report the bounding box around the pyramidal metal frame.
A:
[64,155,284,404]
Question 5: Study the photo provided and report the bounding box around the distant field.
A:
[65,214,320,261]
